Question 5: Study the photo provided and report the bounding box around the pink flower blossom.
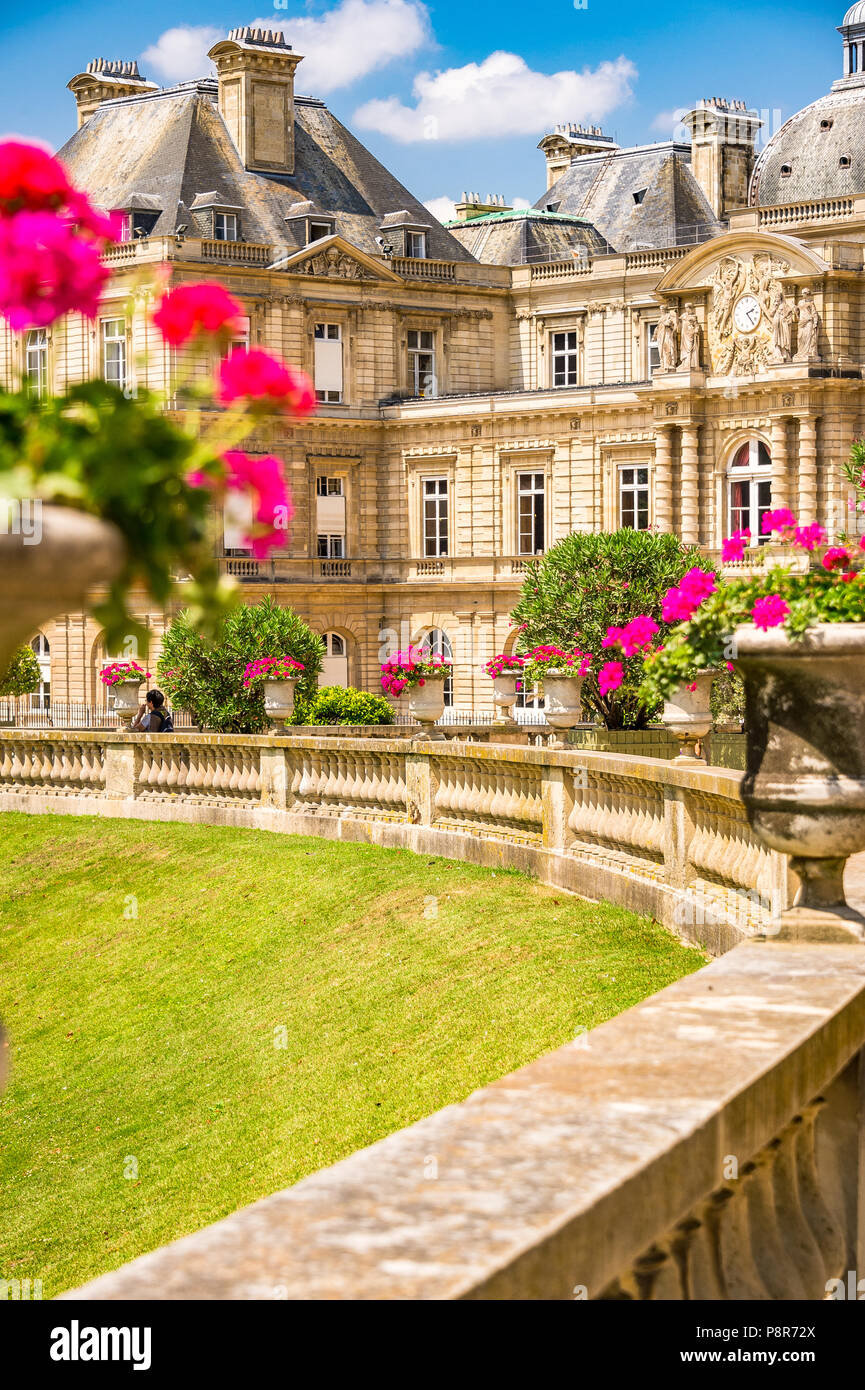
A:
[761,508,797,536]
[662,567,717,623]
[0,209,110,328]
[619,615,659,655]
[725,661,735,673]
[217,348,316,415]
[822,546,851,571]
[602,625,624,649]
[721,528,751,562]
[751,594,790,630]
[153,282,245,346]
[190,451,293,559]
[794,522,827,552]
[0,140,72,214]
[598,661,624,697]
[242,656,305,689]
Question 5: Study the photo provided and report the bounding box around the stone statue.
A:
[710,258,742,338]
[771,288,795,363]
[794,289,821,362]
[655,306,679,370]
[678,303,702,370]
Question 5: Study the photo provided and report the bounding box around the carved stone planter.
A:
[263,676,299,731]
[735,623,865,943]
[542,670,584,745]
[491,674,520,721]
[407,675,447,740]
[0,506,125,678]
[110,679,144,725]
[662,670,715,764]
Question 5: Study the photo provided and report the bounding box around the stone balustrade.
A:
[0,731,792,953]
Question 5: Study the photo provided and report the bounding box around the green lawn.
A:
[0,812,705,1295]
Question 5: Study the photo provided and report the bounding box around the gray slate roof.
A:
[749,76,865,206]
[445,209,611,265]
[534,143,723,251]
[57,78,476,262]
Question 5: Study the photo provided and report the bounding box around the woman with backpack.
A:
[130,689,174,733]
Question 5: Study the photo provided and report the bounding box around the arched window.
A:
[727,439,771,542]
[321,631,349,688]
[30,633,50,710]
[417,628,453,708]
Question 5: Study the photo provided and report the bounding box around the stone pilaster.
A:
[770,416,791,512]
[680,424,701,544]
[654,424,674,534]
[798,415,819,522]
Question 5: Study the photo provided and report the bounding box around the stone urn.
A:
[0,506,125,678]
[110,679,145,723]
[735,622,865,943]
[542,670,584,745]
[407,675,447,740]
[492,674,520,721]
[263,676,299,731]
[662,670,716,764]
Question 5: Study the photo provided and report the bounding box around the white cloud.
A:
[652,107,690,138]
[353,51,636,143]
[250,0,431,94]
[141,25,222,82]
[142,2,430,92]
[511,196,531,210]
[423,195,456,222]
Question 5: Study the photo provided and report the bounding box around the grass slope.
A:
[0,812,704,1295]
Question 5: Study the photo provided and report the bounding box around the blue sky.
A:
[0,0,847,215]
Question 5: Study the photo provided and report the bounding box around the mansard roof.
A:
[749,77,865,206]
[533,142,723,252]
[445,208,611,265]
[56,78,476,262]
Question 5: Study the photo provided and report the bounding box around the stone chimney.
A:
[537,124,618,189]
[680,98,763,217]
[67,59,157,128]
[453,192,512,222]
[207,27,303,175]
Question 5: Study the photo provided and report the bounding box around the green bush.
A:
[0,644,41,697]
[157,596,324,733]
[511,529,712,729]
[291,686,395,727]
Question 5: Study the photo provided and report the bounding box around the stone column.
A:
[103,741,137,799]
[653,425,674,534]
[680,424,700,544]
[259,745,288,809]
[798,416,819,522]
[769,417,790,513]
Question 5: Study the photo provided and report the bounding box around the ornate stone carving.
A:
[655,305,679,370]
[771,287,796,363]
[295,246,378,280]
[794,289,821,362]
[706,253,793,376]
[678,303,702,370]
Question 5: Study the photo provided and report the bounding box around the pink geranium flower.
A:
[153,282,245,346]
[598,661,624,696]
[822,546,851,571]
[662,568,717,623]
[0,209,110,328]
[751,594,790,630]
[0,140,72,214]
[721,528,751,563]
[794,522,827,552]
[217,348,316,416]
[189,451,294,560]
[761,508,797,536]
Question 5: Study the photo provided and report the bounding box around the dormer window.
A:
[117,213,133,243]
[633,188,647,205]
[308,219,334,243]
[214,211,238,241]
[405,230,427,259]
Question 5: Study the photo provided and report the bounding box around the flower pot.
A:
[542,670,584,738]
[110,679,144,717]
[407,676,447,739]
[0,506,124,679]
[492,674,520,720]
[263,676,299,729]
[662,670,715,764]
[735,622,865,943]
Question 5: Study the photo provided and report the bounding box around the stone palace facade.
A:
[5,12,865,714]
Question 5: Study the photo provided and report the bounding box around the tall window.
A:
[646,322,661,376]
[317,534,344,558]
[316,475,346,558]
[406,230,427,259]
[423,477,448,557]
[214,211,238,241]
[26,329,48,398]
[102,319,127,391]
[518,472,545,554]
[728,439,772,541]
[408,330,436,397]
[620,466,650,530]
[551,330,579,387]
[30,633,50,710]
[314,323,343,403]
[418,628,453,708]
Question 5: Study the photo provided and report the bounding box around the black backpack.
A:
[151,708,174,733]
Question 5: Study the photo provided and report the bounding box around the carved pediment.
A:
[271,234,403,284]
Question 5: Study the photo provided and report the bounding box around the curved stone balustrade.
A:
[0,731,793,954]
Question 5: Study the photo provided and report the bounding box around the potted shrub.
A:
[639,509,865,942]
[242,656,305,729]
[100,660,152,719]
[0,643,42,725]
[380,647,450,737]
[0,140,314,685]
[484,654,526,720]
[521,645,593,739]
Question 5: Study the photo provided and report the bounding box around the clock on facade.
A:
[732,294,762,334]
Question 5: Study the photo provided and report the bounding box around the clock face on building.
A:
[733,294,762,334]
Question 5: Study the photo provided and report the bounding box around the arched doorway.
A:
[727,438,772,540]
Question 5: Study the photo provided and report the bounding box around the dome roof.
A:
[750,81,865,204]
[842,1,865,25]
